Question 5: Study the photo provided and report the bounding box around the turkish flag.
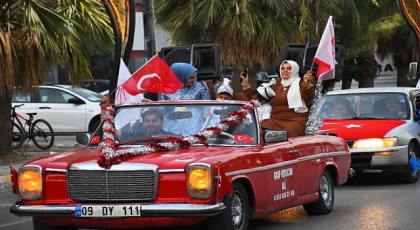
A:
[234,134,254,144]
[10,166,18,194]
[313,16,337,82]
[121,55,184,95]
[115,59,144,105]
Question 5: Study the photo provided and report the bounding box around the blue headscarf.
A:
[170,63,198,87]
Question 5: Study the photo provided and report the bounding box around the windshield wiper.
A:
[117,136,184,146]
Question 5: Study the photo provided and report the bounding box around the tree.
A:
[0,0,114,156]
[374,0,418,87]
[334,0,383,88]
[154,0,306,90]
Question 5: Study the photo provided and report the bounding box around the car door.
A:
[290,136,324,196]
[36,87,87,133]
[265,140,300,209]
[12,89,39,125]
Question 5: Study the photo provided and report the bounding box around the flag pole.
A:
[190,44,195,65]
[302,42,310,74]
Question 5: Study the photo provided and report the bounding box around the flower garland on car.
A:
[97,102,257,168]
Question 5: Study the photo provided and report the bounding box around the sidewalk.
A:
[24,135,83,149]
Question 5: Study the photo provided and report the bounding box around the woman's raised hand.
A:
[303,71,314,83]
[240,71,250,88]
[100,94,110,109]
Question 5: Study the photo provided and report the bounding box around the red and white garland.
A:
[97,101,257,168]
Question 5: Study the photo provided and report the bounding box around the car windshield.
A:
[318,93,410,120]
[113,103,258,146]
[66,87,102,102]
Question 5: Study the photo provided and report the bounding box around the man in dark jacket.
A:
[119,108,176,141]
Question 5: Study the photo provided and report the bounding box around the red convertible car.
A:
[10,100,351,230]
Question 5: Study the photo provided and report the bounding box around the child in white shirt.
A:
[252,84,276,121]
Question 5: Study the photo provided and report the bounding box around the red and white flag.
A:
[313,16,337,82]
[121,55,183,95]
[115,59,144,105]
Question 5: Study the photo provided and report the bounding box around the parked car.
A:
[318,87,420,183]
[100,90,108,96]
[9,100,351,230]
[12,85,102,134]
[63,79,110,93]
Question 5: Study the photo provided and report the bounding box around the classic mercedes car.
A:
[318,87,420,183]
[10,100,351,230]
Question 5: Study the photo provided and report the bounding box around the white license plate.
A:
[75,205,141,218]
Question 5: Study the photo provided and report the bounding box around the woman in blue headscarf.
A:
[158,63,210,101]
[158,63,211,135]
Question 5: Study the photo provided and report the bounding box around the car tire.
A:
[33,218,77,230]
[303,169,334,215]
[90,119,101,133]
[398,142,419,184]
[207,181,251,230]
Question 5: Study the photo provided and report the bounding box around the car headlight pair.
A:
[18,165,43,200]
[352,137,398,148]
[186,163,212,199]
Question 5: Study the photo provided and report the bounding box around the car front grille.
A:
[67,162,158,202]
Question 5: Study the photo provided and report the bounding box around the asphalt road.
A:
[1,174,419,230]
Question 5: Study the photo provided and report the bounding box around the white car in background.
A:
[12,85,102,133]
[100,90,108,96]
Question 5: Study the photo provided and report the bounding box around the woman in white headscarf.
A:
[241,60,315,137]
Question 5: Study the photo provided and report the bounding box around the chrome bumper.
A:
[350,145,408,166]
[349,168,356,178]
[10,202,226,217]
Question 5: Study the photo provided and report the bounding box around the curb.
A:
[1,175,11,183]
[1,175,12,189]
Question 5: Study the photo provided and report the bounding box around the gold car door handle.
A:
[288,150,299,154]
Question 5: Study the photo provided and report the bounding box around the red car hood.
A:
[30,146,255,171]
[319,119,405,140]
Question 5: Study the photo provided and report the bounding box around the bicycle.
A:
[11,104,55,150]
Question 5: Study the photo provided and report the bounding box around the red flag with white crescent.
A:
[233,134,254,144]
[121,55,184,95]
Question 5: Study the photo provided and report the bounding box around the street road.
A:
[1,175,419,230]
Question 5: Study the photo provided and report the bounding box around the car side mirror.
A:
[76,133,100,145]
[408,62,417,81]
[264,130,288,143]
[68,97,85,105]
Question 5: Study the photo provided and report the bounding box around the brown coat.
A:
[244,78,315,137]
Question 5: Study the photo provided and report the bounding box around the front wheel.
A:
[33,218,77,230]
[11,122,26,150]
[207,182,251,230]
[398,142,419,183]
[303,169,335,215]
[31,119,54,150]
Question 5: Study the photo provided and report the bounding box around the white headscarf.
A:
[257,82,276,100]
[215,78,234,97]
[280,60,308,113]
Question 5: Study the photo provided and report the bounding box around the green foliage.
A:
[154,0,297,67]
[0,0,114,96]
